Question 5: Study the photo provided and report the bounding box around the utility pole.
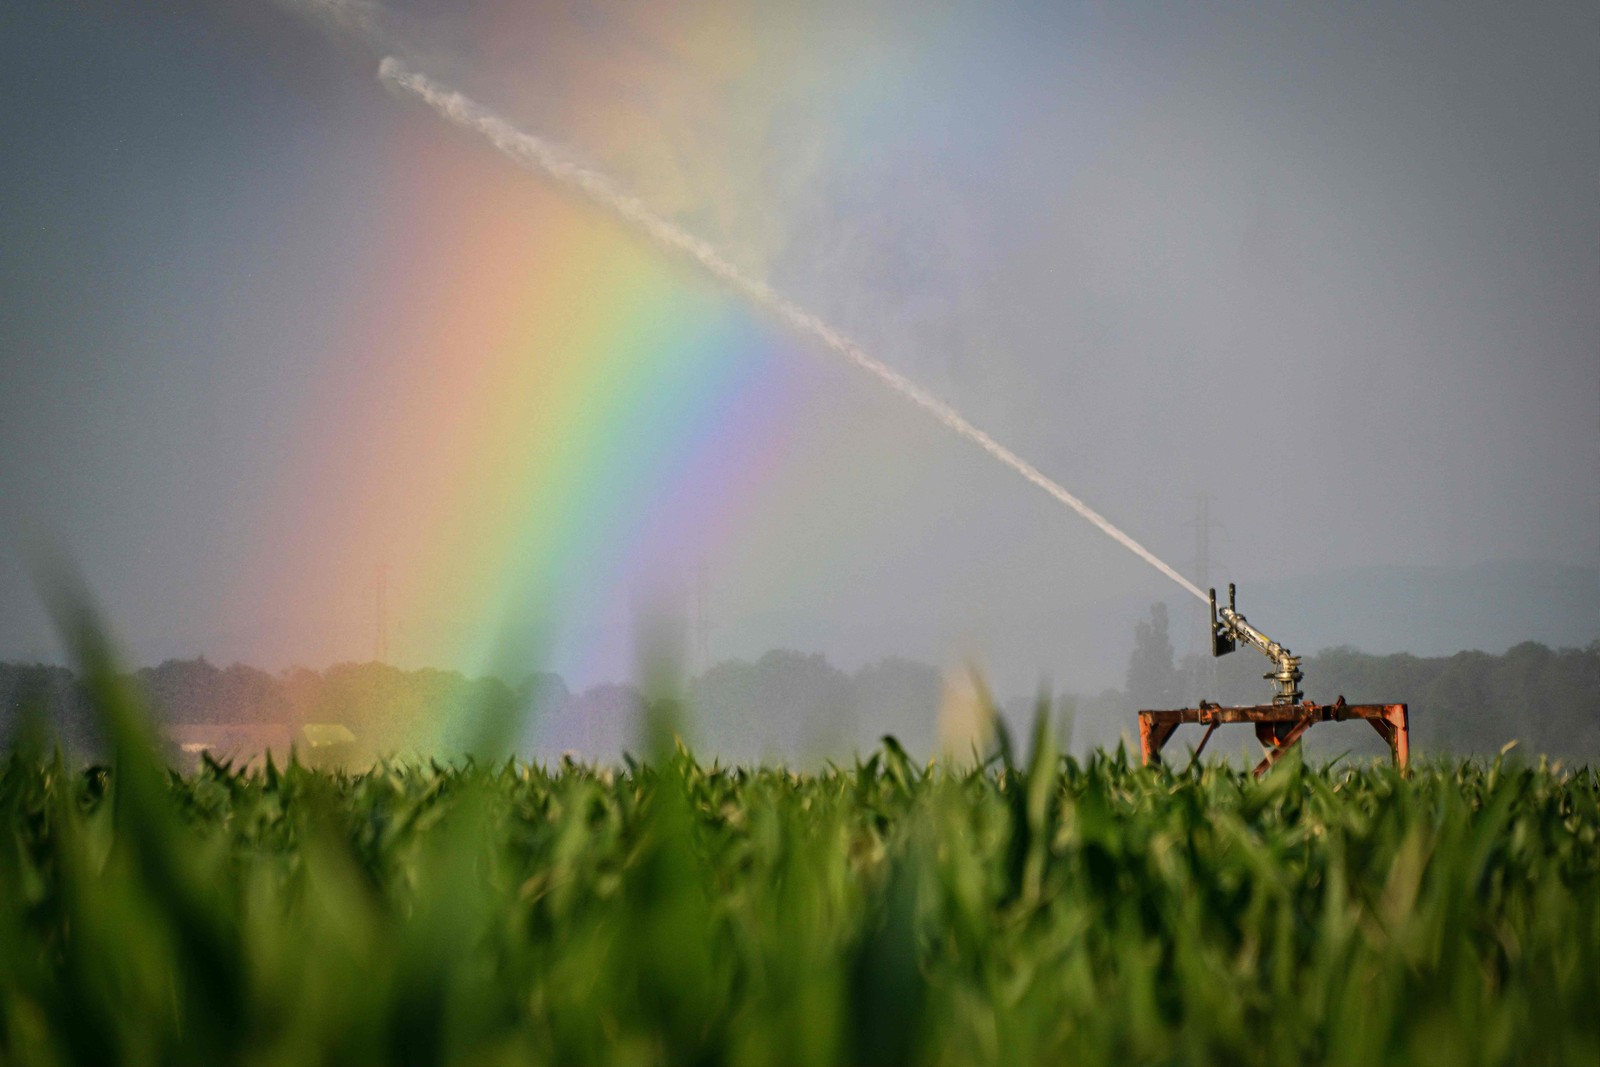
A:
[374,562,390,664]
[693,561,712,675]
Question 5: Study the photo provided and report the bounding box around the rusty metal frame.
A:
[1138,698,1409,776]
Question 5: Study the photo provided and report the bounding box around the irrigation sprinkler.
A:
[379,57,1409,776]
[1138,584,1410,775]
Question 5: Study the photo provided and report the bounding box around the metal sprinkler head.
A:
[1209,583,1303,705]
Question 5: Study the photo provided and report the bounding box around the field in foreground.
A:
[2,677,1596,1067]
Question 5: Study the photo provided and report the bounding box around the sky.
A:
[0,0,1596,695]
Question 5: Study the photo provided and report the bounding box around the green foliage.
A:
[1,668,1596,1066]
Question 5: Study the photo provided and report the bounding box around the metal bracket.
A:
[1209,586,1236,657]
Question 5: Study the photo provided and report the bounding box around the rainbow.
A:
[247,3,1149,705]
[253,122,804,682]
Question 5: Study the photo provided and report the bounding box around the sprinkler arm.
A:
[1209,584,1304,705]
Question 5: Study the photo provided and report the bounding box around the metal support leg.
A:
[1366,704,1410,772]
[1252,709,1318,777]
[1182,722,1220,774]
[1138,715,1178,767]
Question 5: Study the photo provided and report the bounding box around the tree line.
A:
[1,608,1594,762]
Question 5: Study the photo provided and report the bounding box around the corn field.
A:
[0,617,1596,1066]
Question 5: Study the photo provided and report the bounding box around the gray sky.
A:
[1,0,1595,693]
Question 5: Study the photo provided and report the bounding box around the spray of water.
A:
[377,57,1206,603]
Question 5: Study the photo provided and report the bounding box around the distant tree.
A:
[690,651,855,761]
[0,663,91,752]
[853,657,941,757]
[1126,603,1180,711]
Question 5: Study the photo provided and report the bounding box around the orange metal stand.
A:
[1138,698,1409,776]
